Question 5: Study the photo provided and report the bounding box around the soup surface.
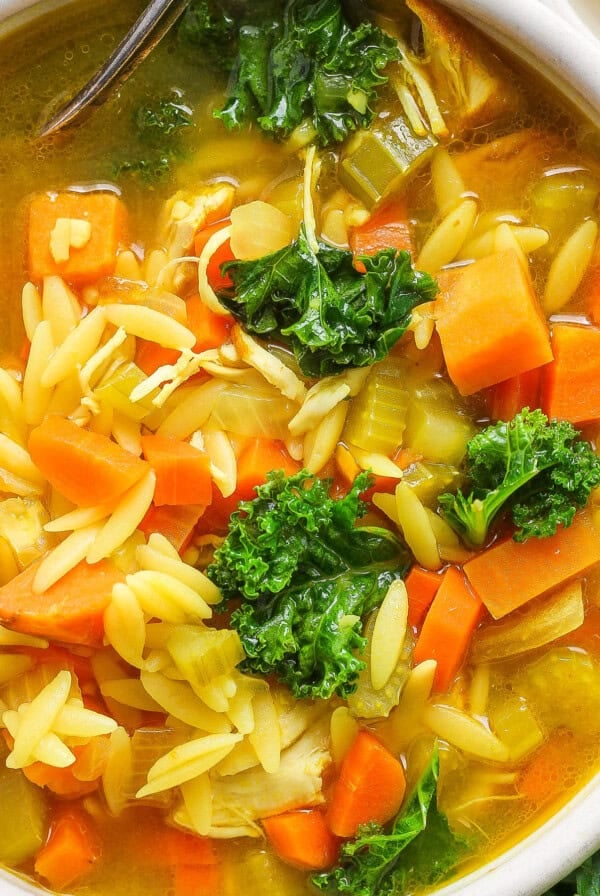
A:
[1,1,600,895]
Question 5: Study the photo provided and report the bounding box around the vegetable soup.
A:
[1,1,600,894]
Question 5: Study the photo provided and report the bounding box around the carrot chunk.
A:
[141,434,213,507]
[349,199,413,273]
[327,730,406,838]
[406,566,445,629]
[517,729,575,805]
[28,191,128,285]
[29,416,149,507]
[139,504,204,553]
[488,367,542,422]
[0,558,123,646]
[435,249,552,396]
[542,323,600,423]
[194,219,235,290]
[173,864,221,896]
[464,512,600,619]
[263,809,339,871]
[34,805,102,891]
[186,293,234,352]
[413,567,482,692]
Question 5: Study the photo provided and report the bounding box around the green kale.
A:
[219,226,437,376]
[438,409,600,547]
[177,0,240,70]
[113,97,192,185]
[314,747,465,896]
[207,470,410,699]
[214,0,400,145]
[135,99,192,142]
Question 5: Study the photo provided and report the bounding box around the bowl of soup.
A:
[0,1,600,896]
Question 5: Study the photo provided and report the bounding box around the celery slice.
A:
[402,461,463,507]
[0,749,48,865]
[340,113,436,208]
[344,366,410,455]
[487,691,543,761]
[96,362,160,422]
[167,627,245,691]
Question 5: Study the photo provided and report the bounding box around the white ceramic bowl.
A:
[0,1,600,895]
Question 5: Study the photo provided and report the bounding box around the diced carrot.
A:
[236,437,300,500]
[29,416,149,507]
[136,827,218,868]
[542,323,600,423]
[517,729,575,805]
[464,512,600,619]
[28,191,128,285]
[350,199,413,273]
[24,763,98,798]
[139,503,204,553]
[335,444,361,485]
[34,804,102,891]
[327,730,406,838]
[13,644,95,685]
[0,558,124,646]
[141,434,213,507]
[194,219,235,290]
[406,566,445,629]
[186,293,234,352]
[23,737,109,797]
[136,340,181,376]
[488,367,542,422]
[435,249,553,396]
[197,438,301,534]
[262,809,339,871]
[413,567,482,692]
[173,863,221,896]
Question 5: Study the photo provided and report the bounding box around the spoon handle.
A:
[39,0,191,138]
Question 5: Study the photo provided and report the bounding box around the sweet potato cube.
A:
[542,323,600,423]
[28,191,128,285]
[435,249,553,396]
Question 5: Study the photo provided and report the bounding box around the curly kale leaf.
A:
[177,0,240,70]
[314,747,465,896]
[215,0,400,145]
[438,409,600,546]
[207,470,410,698]
[113,97,192,184]
[219,226,437,376]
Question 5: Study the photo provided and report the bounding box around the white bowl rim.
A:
[0,1,600,895]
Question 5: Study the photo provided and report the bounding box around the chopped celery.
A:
[405,400,476,465]
[402,461,463,507]
[487,690,543,761]
[343,364,411,454]
[167,627,245,690]
[530,168,599,249]
[0,748,48,865]
[0,498,50,569]
[347,610,413,719]
[223,846,307,896]
[340,113,436,208]
[471,582,584,664]
[211,383,298,441]
[95,362,160,422]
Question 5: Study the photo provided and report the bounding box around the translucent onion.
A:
[211,382,298,440]
[230,201,295,260]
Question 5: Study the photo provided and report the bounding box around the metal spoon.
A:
[38,0,191,138]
